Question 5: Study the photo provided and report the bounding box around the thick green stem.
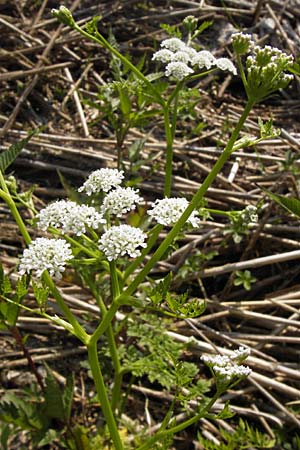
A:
[87,341,124,450]
[136,389,221,450]
[120,98,255,300]
[88,279,122,413]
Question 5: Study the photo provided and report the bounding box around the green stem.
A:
[42,272,88,343]
[87,341,124,450]
[89,300,120,346]
[163,81,183,198]
[88,279,122,413]
[73,22,164,106]
[120,98,255,300]
[123,224,162,281]
[137,389,221,450]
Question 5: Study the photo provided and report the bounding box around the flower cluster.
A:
[78,168,124,195]
[101,187,144,217]
[152,37,237,80]
[148,197,200,227]
[241,205,258,224]
[232,33,294,100]
[19,238,73,279]
[231,32,254,55]
[36,200,105,236]
[99,224,147,261]
[201,346,251,382]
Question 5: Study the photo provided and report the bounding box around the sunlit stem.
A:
[87,341,124,450]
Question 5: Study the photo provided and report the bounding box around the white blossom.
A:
[19,238,73,279]
[152,49,174,63]
[165,61,194,80]
[101,187,144,217]
[172,50,192,64]
[201,346,251,381]
[213,364,252,379]
[241,205,258,224]
[215,57,237,75]
[160,37,187,52]
[36,200,105,236]
[99,225,147,261]
[191,50,216,70]
[78,168,124,195]
[148,197,200,227]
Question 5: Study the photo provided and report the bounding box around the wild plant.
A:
[0,7,295,449]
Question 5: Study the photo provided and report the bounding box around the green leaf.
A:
[32,281,49,312]
[214,401,235,420]
[0,129,38,173]
[261,188,300,217]
[62,374,74,422]
[43,365,65,421]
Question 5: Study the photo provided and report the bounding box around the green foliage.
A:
[32,281,49,313]
[0,263,28,328]
[0,129,38,173]
[261,188,300,218]
[120,313,198,391]
[0,366,77,449]
[233,270,257,291]
[197,418,276,449]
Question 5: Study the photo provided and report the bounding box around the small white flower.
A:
[78,168,124,195]
[161,37,187,52]
[19,238,73,279]
[231,346,251,362]
[152,49,174,63]
[172,50,191,64]
[201,347,251,381]
[99,224,147,261]
[36,200,105,236]
[216,57,237,75]
[165,61,194,80]
[101,187,144,217]
[214,364,252,380]
[241,205,258,224]
[148,198,200,227]
[191,50,216,70]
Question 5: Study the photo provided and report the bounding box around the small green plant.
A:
[197,418,276,449]
[233,270,257,291]
[0,6,295,449]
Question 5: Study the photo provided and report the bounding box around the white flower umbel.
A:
[201,346,251,382]
[99,224,147,261]
[160,37,187,52]
[19,237,73,279]
[36,200,105,236]
[152,49,174,63]
[101,187,144,217]
[78,168,124,195]
[148,197,200,227]
[165,61,194,80]
[191,50,216,70]
[215,57,237,75]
